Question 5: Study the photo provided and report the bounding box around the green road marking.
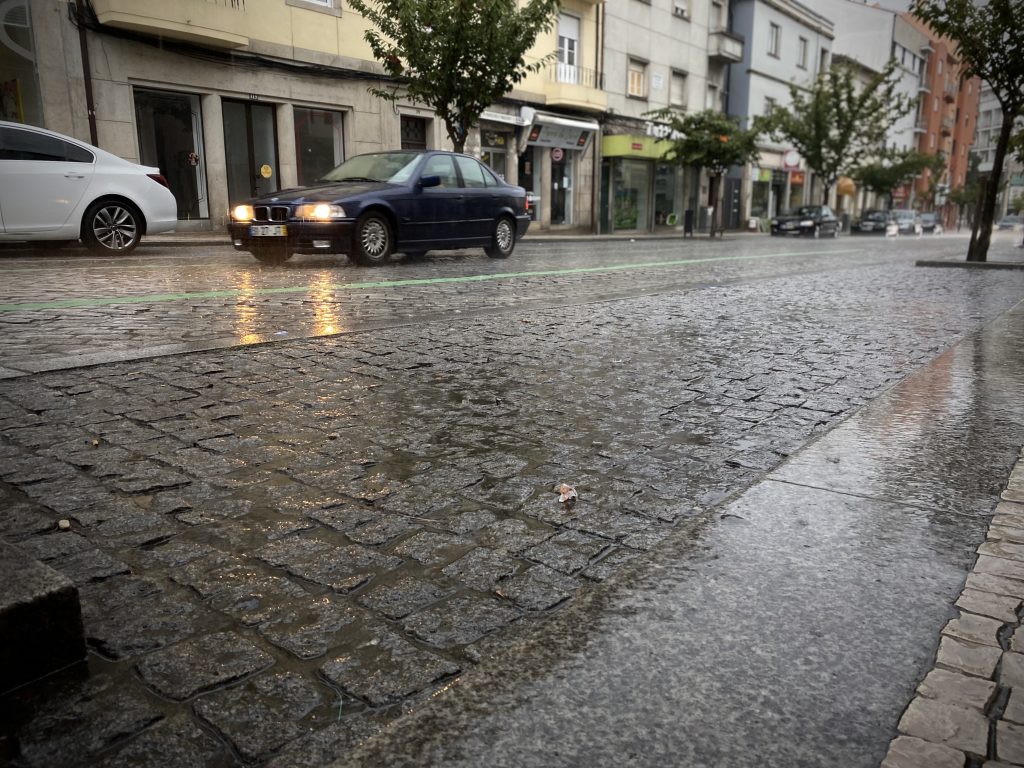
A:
[0,249,862,312]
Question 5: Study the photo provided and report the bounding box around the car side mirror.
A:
[419,175,441,189]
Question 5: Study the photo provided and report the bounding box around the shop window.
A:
[628,59,647,99]
[294,107,344,186]
[135,87,208,219]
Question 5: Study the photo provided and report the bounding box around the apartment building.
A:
[725,0,833,226]
[2,0,605,232]
[974,83,1023,219]
[598,0,741,233]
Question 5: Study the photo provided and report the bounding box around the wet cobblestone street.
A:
[2,236,1024,766]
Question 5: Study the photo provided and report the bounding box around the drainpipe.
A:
[591,2,605,235]
[75,1,98,145]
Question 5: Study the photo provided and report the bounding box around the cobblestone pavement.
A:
[3,233,1017,376]
[1,237,1024,766]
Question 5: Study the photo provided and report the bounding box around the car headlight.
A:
[231,205,254,222]
[800,219,814,227]
[295,203,347,220]
[770,219,778,226]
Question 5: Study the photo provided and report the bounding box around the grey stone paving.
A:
[2,243,1024,766]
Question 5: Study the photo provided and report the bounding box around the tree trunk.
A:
[968,111,1015,262]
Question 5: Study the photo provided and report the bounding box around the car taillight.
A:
[524,196,530,214]
[147,173,171,189]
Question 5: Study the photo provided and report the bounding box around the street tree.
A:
[647,108,762,236]
[853,150,946,208]
[912,0,1024,261]
[348,0,560,154]
[762,60,913,205]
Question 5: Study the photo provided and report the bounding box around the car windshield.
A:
[921,213,936,222]
[319,152,421,184]
[892,210,914,220]
[864,212,887,221]
[786,206,821,217]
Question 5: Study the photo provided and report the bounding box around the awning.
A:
[533,113,600,133]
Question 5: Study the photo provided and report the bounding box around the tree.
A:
[347,0,560,154]
[762,60,913,205]
[912,0,1024,262]
[853,150,946,208]
[647,109,762,236]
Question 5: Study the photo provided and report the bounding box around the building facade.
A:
[726,0,833,227]
[598,0,741,234]
[974,83,1023,219]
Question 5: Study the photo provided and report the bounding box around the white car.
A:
[0,120,177,253]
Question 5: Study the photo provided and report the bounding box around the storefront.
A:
[600,133,688,234]
[478,109,527,184]
[517,109,598,229]
[0,0,42,125]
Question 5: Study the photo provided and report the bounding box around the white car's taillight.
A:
[147,173,170,189]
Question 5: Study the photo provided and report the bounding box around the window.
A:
[400,115,428,150]
[672,0,688,18]
[930,133,936,148]
[706,82,719,111]
[937,59,943,75]
[0,127,93,162]
[628,59,647,98]
[711,0,725,29]
[933,96,939,112]
[422,155,457,187]
[797,37,808,69]
[819,47,829,72]
[294,107,344,186]
[557,14,580,84]
[768,23,780,58]
[764,96,777,115]
[670,71,688,107]
[454,156,488,188]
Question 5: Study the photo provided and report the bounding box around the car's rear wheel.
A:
[82,200,142,254]
[485,216,516,259]
[352,212,393,266]
[252,245,292,265]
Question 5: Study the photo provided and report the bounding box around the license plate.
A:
[250,224,287,237]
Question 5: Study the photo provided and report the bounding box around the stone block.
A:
[998,720,1024,765]
[917,668,997,711]
[880,735,965,768]
[1001,652,1024,690]
[942,612,1003,647]
[897,697,988,755]
[0,540,85,693]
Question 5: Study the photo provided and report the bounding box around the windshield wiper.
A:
[337,176,380,183]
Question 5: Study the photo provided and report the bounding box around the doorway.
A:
[134,88,208,219]
[222,100,279,203]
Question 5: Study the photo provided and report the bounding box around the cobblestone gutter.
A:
[883,448,1024,768]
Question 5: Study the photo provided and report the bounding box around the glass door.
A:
[134,88,209,219]
[223,100,279,203]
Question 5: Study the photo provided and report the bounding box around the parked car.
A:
[0,120,177,253]
[997,214,1023,231]
[228,150,531,265]
[919,212,943,234]
[852,209,893,234]
[769,205,840,238]
[890,209,923,236]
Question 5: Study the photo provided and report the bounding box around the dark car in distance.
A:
[229,150,531,265]
[852,209,894,234]
[920,212,942,234]
[770,205,840,238]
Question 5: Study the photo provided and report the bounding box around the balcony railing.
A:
[941,115,954,135]
[548,62,605,90]
[943,81,957,102]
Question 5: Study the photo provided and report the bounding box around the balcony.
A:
[543,63,608,113]
[90,0,249,49]
[941,115,954,136]
[943,80,957,103]
[708,29,744,63]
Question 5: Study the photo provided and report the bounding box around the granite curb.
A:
[882,446,1024,768]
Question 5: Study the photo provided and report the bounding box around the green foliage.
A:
[854,150,946,203]
[348,0,560,152]
[646,109,762,176]
[762,60,913,200]
[912,0,1024,119]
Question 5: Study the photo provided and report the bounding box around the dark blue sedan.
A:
[228,150,531,265]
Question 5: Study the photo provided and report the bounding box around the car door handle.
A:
[64,172,86,179]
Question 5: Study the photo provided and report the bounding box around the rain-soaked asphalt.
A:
[2,232,1024,767]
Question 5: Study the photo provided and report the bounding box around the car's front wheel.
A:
[485,216,516,259]
[352,212,393,266]
[82,200,142,254]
